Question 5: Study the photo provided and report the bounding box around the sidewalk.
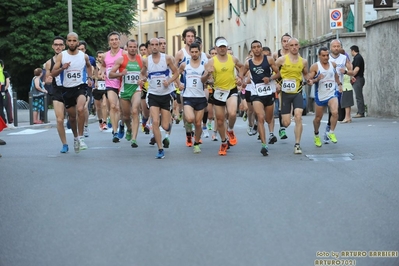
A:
[2,109,98,131]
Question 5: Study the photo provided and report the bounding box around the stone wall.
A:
[364,14,399,117]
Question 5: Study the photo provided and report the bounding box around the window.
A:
[173,35,182,56]
[154,31,158,38]
[144,33,148,42]
[242,0,248,13]
[135,34,139,42]
[143,0,148,10]
[208,23,213,50]
[251,0,256,9]
[197,25,202,38]
[260,0,266,5]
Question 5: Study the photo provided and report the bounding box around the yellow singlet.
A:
[213,54,236,90]
[280,54,304,94]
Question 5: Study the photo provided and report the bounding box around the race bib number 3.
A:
[213,88,229,102]
[282,79,297,92]
[255,83,273,96]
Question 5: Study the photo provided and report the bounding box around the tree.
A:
[0,0,137,101]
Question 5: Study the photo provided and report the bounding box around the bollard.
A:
[12,91,18,127]
[29,92,33,125]
[43,93,48,123]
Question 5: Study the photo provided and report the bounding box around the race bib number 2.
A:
[282,79,297,92]
[213,88,229,102]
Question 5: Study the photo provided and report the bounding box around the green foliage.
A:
[0,0,137,101]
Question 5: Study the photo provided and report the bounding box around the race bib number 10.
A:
[282,79,297,92]
[213,88,229,102]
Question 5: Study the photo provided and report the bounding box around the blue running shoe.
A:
[112,133,120,143]
[66,120,71,129]
[117,120,125,139]
[156,149,165,159]
[107,117,112,128]
[60,144,69,153]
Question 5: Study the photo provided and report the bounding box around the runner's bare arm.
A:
[108,57,124,79]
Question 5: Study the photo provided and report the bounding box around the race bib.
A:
[150,74,167,89]
[65,70,81,82]
[97,81,106,90]
[213,88,229,102]
[320,80,335,91]
[186,74,201,88]
[125,71,140,85]
[255,83,273,96]
[282,79,297,92]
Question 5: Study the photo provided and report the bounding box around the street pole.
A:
[68,0,73,32]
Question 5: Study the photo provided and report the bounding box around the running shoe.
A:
[102,122,108,131]
[247,126,254,136]
[125,130,132,141]
[314,135,322,147]
[218,143,228,156]
[60,144,69,153]
[186,136,193,147]
[260,145,269,156]
[112,133,120,143]
[66,120,71,129]
[107,117,112,128]
[117,120,125,139]
[156,149,165,159]
[193,144,201,154]
[242,112,247,122]
[279,128,288,139]
[84,126,89,137]
[149,136,156,145]
[294,144,302,154]
[144,125,150,134]
[74,138,80,153]
[207,121,212,131]
[212,132,218,141]
[327,132,338,143]
[79,137,88,150]
[202,127,209,138]
[162,137,170,148]
[226,130,237,146]
[324,125,331,144]
[131,139,138,148]
[99,123,103,132]
[268,134,277,144]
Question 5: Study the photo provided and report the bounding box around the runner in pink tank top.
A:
[104,48,123,89]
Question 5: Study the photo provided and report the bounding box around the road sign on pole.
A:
[330,8,344,30]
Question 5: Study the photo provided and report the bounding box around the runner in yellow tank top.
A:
[205,37,244,156]
[275,38,309,155]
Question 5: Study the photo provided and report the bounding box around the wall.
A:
[364,14,399,117]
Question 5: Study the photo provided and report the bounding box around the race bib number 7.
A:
[213,88,229,102]
[282,79,297,92]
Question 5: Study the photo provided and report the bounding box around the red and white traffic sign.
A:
[329,8,344,29]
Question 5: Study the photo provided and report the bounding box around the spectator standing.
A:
[350,45,365,118]
[30,68,48,124]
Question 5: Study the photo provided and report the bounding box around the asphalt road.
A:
[1,114,398,266]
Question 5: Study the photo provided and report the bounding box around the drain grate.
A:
[306,153,354,161]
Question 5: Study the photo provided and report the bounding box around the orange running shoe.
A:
[186,136,193,147]
[226,130,237,146]
[218,143,228,156]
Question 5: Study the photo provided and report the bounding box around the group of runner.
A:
[45,28,350,158]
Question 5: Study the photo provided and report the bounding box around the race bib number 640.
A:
[282,79,297,92]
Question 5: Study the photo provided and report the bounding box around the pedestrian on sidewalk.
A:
[30,68,48,124]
